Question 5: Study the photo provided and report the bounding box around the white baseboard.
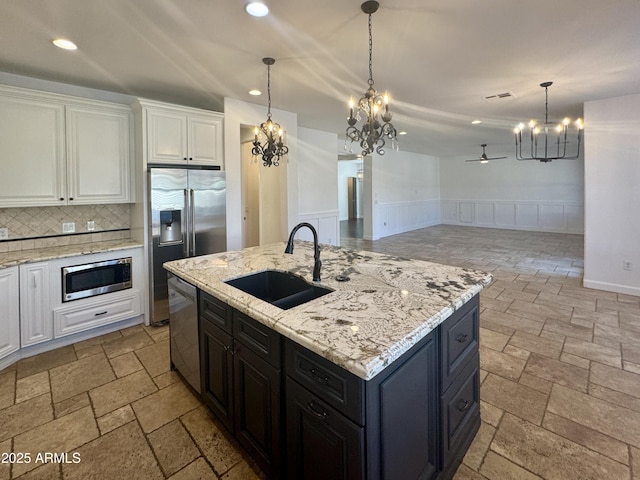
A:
[583,279,640,297]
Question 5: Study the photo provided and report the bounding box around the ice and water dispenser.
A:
[159,210,183,245]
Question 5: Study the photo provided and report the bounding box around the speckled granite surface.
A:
[0,239,143,269]
[164,242,493,380]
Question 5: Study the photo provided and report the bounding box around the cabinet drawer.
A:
[233,310,281,369]
[200,291,232,334]
[441,295,479,390]
[441,353,480,466]
[286,376,365,480]
[285,339,364,425]
[53,290,141,338]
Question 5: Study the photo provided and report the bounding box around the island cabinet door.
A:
[365,330,439,480]
[200,319,234,432]
[233,344,282,479]
[286,377,365,480]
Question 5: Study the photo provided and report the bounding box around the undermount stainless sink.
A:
[224,270,333,310]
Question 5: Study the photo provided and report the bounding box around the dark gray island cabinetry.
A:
[164,242,492,480]
[199,289,479,480]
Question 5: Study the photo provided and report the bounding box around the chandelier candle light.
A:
[252,57,288,167]
[514,82,583,163]
[345,0,398,157]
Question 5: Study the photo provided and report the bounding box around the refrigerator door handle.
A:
[183,188,190,258]
[190,189,196,256]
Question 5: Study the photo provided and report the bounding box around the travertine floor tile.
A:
[109,351,143,377]
[508,330,563,359]
[132,380,200,433]
[102,330,155,358]
[479,327,510,352]
[15,371,50,403]
[491,413,630,480]
[0,438,10,480]
[90,369,157,417]
[167,457,217,480]
[453,464,489,480]
[563,337,621,367]
[0,370,15,409]
[53,392,90,419]
[62,421,163,480]
[590,362,640,399]
[181,406,244,475]
[147,420,200,476]
[16,346,76,379]
[542,411,629,465]
[12,406,99,477]
[548,384,640,448]
[221,459,264,479]
[96,404,136,435]
[479,347,526,380]
[588,383,640,414]
[135,338,170,378]
[481,374,548,425]
[0,393,53,442]
[462,421,495,470]
[49,353,115,403]
[524,353,589,392]
[479,451,541,480]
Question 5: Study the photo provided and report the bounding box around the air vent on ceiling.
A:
[483,91,516,102]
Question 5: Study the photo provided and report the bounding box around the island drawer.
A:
[200,291,232,334]
[285,338,365,426]
[233,310,281,368]
[441,294,479,391]
[441,352,480,466]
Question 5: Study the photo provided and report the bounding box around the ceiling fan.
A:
[464,144,507,163]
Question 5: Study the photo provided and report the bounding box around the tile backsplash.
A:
[0,204,131,251]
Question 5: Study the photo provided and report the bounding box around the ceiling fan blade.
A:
[464,156,507,162]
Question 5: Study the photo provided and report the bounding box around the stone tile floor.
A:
[1,225,638,479]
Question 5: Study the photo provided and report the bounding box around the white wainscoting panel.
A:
[441,199,584,234]
[370,199,441,240]
[297,210,339,246]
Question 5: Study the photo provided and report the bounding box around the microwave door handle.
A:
[183,189,189,258]
[190,189,196,256]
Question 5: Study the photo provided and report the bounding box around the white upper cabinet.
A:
[66,103,133,204]
[143,102,223,167]
[0,84,134,208]
[0,90,66,207]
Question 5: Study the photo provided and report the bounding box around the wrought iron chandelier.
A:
[345,0,398,157]
[252,57,288,167]
[514,82,583,163]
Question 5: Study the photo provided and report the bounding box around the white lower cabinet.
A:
[0,266,20,360]
[20,262,53,347]
[54,289,141,338]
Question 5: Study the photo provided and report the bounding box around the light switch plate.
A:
[0,227,8,240]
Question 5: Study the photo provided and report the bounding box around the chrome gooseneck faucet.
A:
[284,222,322,282]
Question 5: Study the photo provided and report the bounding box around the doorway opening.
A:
[338,159,364,241]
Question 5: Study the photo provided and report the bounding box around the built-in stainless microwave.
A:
[62,257,132,302]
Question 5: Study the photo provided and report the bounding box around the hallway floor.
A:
[1,225,639,479]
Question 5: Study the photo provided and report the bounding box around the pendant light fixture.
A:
[514,82,584,163]
[345,0,398,157]
[252,57,288,167]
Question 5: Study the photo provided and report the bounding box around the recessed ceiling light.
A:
[245,2,269,17]
[398,131,407,135]
[248,89,262,96]
[471,120,482,124]
[52,38,78,50]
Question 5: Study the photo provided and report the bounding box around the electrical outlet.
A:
[623,261,633,271]
[0,227,8,240]
[63,222,75,233]
[87,221,95,231]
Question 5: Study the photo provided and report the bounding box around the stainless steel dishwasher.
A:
[168,273,200,393]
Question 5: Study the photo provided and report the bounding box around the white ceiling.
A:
[2,0,639,160]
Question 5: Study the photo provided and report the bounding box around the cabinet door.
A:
[0,267,20,360]
[0,91,66,207]
[20,262,53,347]
[234,344,281,478]
[286,377,365,480]
[66,103,133,204]
[147,109,188,163]
[187,114,223,165]
[200,318,234,432]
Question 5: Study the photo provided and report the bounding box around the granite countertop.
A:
[164,242,493,380]
[0,239,144,269]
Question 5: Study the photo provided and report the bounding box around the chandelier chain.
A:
[266,63,272,119]
[368,13,374,86]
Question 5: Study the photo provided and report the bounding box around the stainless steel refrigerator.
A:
[148,165,226,326]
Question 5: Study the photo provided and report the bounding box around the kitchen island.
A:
[164,242,492,480]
